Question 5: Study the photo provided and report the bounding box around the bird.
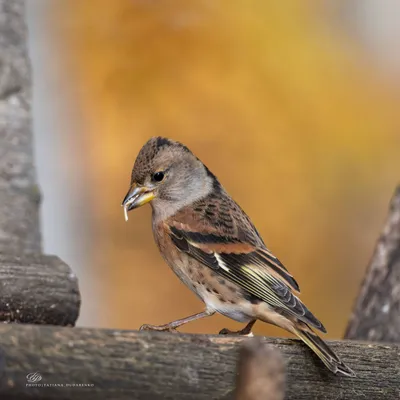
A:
[122,136,355,377]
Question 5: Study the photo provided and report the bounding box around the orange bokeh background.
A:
[35,1,399,338]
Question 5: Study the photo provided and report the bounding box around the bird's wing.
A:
[167,193,326,333]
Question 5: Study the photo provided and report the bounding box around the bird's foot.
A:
[219,327,254,337]
[219,320,256,336]
[139,323,179,333]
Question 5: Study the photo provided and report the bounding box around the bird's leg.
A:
[140,309,215,333]
[219,320,256,336]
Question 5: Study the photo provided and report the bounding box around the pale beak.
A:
[121,184,155,221]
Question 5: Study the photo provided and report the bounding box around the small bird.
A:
[122,137,355,377]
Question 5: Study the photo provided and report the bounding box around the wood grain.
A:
[0,325,398,400]
[0,254,80,326]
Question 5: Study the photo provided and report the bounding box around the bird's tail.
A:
[293,325,355,377]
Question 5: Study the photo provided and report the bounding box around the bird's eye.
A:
[152,171,165,182]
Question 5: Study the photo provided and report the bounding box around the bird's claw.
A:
[219,327,254,337]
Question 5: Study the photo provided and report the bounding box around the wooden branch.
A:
[235,338,285,400]
[346,186,400,342]
[0,325,398,400]
[0,254,80,326]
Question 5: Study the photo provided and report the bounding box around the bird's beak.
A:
[121,183,155,221]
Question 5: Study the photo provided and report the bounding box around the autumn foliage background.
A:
[29,1,400,338]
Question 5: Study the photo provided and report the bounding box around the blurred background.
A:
[27,1,399,338]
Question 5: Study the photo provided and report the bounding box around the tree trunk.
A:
[0,0,41,255]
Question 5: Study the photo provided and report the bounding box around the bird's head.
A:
[122,137,218,220]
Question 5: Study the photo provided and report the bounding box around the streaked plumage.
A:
[122,136,355,377]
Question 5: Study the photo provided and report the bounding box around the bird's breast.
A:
[152,221,255,322]
[152,220,196,287]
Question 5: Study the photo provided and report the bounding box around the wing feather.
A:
[169,226,326,333]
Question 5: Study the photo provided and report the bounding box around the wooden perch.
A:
[235,338,285,400]
[0,254,80,326]
[0,325,398,400]
[346,186,400,342]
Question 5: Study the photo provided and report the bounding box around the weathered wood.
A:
[0,325,398,400]
[0,0,42,254]
[0,254,80,326]
[346,186,400,342]
[235,338,285,400]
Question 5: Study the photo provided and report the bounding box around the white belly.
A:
[196,286,254,323]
